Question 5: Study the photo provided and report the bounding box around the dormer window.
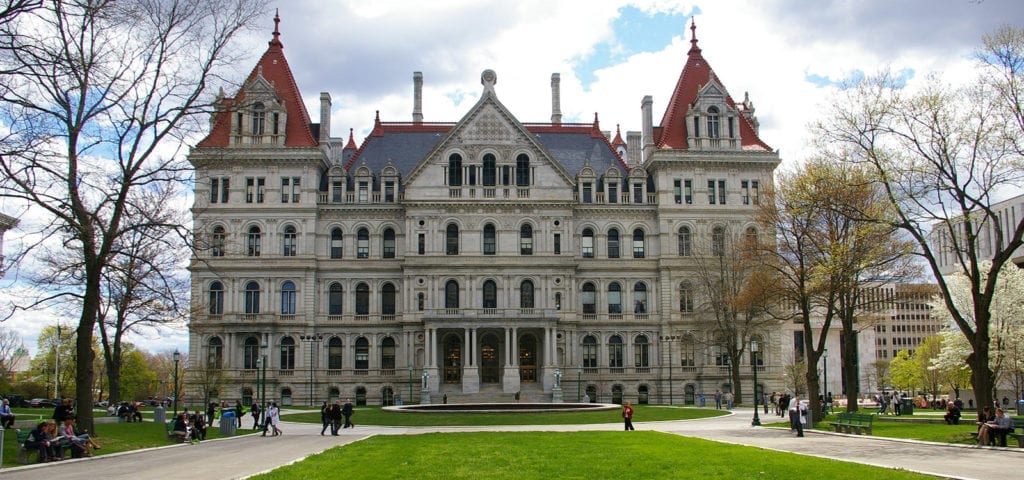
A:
[706,106,720,139]
[252,102,265,135]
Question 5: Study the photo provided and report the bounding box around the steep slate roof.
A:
[346,121,627,179]
[656,19,771,151]
[196,14,317,148]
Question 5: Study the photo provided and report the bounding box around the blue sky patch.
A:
[804,67,915,90]
[573,5,698,91]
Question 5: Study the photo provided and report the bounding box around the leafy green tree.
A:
[888,350,919,393]
[118,349,158,401]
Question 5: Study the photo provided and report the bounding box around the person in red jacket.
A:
[622,401,635,431]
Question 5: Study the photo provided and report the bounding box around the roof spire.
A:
[688,17,700,55]
[345,128,357,150]
[270,9,282,47]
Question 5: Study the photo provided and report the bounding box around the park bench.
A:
[15,429,38,464]
[971,418,1024,446]
[829,412,875,435]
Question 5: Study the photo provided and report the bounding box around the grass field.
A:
[765,412,1023,444]
[250,431,941,480]
[280,404,725,426]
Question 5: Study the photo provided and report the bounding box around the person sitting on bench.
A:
[978,408,1013,447]
[0,398,15,429]
[944,402,961,425]
[171,413,189,443]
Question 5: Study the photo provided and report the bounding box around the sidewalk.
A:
[1,409,1021,479]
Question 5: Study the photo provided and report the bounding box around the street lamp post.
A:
[255,356,263,427]
[751,339,761,426]
[299,334,323,406]
[259,339,268,429]
[172,350,180,417]
[409,365,414,403]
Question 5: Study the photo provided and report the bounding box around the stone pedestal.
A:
[462,367,480,393]
[552,386,563,403]
[420,387,431,405]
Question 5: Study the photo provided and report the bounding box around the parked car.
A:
[29,398,55,408]
[94,401,109,408]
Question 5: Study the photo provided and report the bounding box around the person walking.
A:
[724,391,734,410]
[262,402,273,436]
[789,395,806,437]
[319,401,330,435]
[622,401,635,431]
[714,390,722,410]
[250,402,262,430]
[342,398,355,428]
[330,400,342,435]
[236,400,245,427]
[268,402,282,436]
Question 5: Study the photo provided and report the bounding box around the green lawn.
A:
[766,412,1018,444]
[1,419,251,468]
[281,405,724,426]
[251,431,940,480]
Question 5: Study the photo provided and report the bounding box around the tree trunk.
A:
[841,329,860,412]
[967,349,995,413]
[730,360,744,405]
[107,356,122,405]
[75,316,96,435]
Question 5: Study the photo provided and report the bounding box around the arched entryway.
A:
[381,386,395,406]
[586,385,597,403]
[519,334,537,382]
[612,384,624,404]
[684,384,696,405]
[638,385,649,404]
[281,388,292,406]
[443,334,462,383]
[355,386,367,406]
[480,333,500,384]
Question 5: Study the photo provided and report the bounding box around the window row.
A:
[208,175,301,205]
[676,226,759,257]
[207,281,398,316]
[577,179,648,204]
[204,335,395,371]
[671,178,760,206]
[446,152,532,187]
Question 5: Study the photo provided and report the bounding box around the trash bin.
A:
[153,404,166,424]
[219,410,236,435]
[1017,399,1023,415]
[802,404,813,430]
[900,398,914,415]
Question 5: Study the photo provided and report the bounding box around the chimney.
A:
[550,73,562,125]
[413,71,423,124]
[641,95,654,162]
[626,131,642,166]
[319,92,332,141]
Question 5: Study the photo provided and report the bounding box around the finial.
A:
[270,9,282,46]
[593,112,599,129]
[688,17,701,54]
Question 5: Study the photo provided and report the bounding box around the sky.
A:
[2,0,1022,359]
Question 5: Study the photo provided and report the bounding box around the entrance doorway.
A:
[519,335,537,382]
[481,333,500,383]
[444,335,462,383]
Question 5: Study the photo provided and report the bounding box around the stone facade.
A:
[187,16,782,406]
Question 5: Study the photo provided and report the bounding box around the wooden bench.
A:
[829,412,875,435]
[15,429,39,464]
[1005,419,1024,447]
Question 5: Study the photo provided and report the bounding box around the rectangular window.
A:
[291,177,300,203]
[210,178,220,204]
[358,181,368,203]
[468,167,476,186]
[582,183,592,203]
[718,179,726,205]
[256,177,265,203]
[707,179,716,204]
[384,181,395,202]
[684,179,693,204]
[728,117,734,138]
[502,166,510,186]
[246,177,255,203]
[581,235,593,258]
[331,179,343,203]
[633,182,643,204]
[418,233,425,255]
[281,177,290,203]
[553,233,561,255]
[211,177,229,203]
[742,180,750,205]
[608,183,617,203]
[221,178,230,203]
[751,180,759,205]
[272,112,280,135]
[235,112,243,134]
[674,179,682,204]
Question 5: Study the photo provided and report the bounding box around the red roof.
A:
[611,124,626,147]
[196,13,317,148]
[656,19,771,151]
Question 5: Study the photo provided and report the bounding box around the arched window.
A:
[482,153,496,186]
[520,224,533,255]
[247,226,261,256]
[357,228,369,258]
[608,335,623,368]
[516,153,530,186]
[280,281,296,315]
[679,282,694,313]
[706,106,720,139]
[208,281,224,314]
[355,283,370,315]
[330,227,343,259]
[381,282,396,315]
[251,102,265,135]
[633,282,648,314]
[607,228,620,258]
[582,335,598,368]
[482,280,497,309]
[483,223,496,255]
[632,229,645,258]
[445,280,459,309]
[681,335,696,367]
[211,226,225,257]
[207,337,223,368]
[381,337,396,370]
[520,280,535,309]
[581,228,594,258]
[608,282,622,314]
[383,228,396,258]
[354,337,369,370]
[280,336,295,370]
[582,282,596,314]
[243,336,259,369]
[446,224,459,255]
[244,281,260,314]
[328,337,343,370]
[448,153,463,186]
[328,283,343,315]
[678,226,692,256]
[282,225,297,256]
[634,335,649,368]
[712,226,726,257]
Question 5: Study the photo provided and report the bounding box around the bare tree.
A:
[815,26,1024,412]
[0,329,27,386]
[0,0,267,433]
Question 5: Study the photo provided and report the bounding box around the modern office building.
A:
[187,16,782,406]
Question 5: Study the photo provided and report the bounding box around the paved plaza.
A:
[2,409,1022,479]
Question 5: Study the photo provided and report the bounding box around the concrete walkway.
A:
[2,409,1022,479]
